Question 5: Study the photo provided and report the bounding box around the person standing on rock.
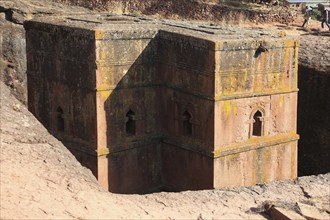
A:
[321,9,330,30]
[302,6,313,28]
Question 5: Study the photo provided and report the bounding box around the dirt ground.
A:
[1,1,330,219]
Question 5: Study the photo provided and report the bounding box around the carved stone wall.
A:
[24,16,299,193]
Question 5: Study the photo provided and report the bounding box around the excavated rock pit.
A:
[297,32,330,176]
[0,0,330,218]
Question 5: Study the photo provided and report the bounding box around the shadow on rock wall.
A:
[104,36,162,194]
[297,65,330,176]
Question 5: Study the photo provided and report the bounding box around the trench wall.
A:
[297,65,330,176]
[24,22,101,185]
[0,20,27,104]
[25,22,97,147]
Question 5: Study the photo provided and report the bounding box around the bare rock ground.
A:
[1,81,329,219]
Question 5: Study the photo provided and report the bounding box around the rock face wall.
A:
[25,21,99,177]
[0,0,93,104]
[0,15,27,104]
[297,66,330,176]
[25,16,299,194]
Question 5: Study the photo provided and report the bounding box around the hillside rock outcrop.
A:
[0,0,93,104]
[54,0,297,24]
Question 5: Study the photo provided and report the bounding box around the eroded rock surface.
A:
[299,33,330,74]
[0,0,94,104]
[53,0,298,24]
[297,33,330,176]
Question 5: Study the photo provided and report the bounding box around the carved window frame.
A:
[123,104,146,137]
[249,108,265,138]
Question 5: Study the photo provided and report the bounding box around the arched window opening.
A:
[252,110,262,136]
[57,106,65,132]
[182,111,192,136]
[126,110,136,136]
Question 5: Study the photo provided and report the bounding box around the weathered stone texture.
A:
[0,22,27,103]
[161,143,214,191]
[0,0,96,104]
[215,40,298,97]
[26,22,97,149]
[25,16,299,193]
[107,143,162,193]
[157,30,216,97]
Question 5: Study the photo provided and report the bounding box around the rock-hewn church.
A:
[25,15,299,193]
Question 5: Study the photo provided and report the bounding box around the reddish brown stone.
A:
[24,15,299,193]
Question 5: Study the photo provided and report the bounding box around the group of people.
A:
[302,6,330,31]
